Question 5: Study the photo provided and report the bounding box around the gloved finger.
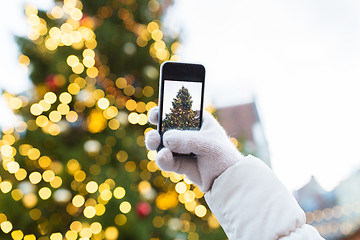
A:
[156,148,179,172]
[162,130,208,155]
[147,106,159,125]
[156,148,202,186]
[144,129,160,150]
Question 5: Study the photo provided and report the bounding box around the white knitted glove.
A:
[145,106,244,192]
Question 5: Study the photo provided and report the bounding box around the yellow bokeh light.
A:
[100,189,112,201]
[49,111,62,123]
[125,99,137,111]
[38,156,52,168]
[50,232,62,240]
[11,189,24,201]
[29,172,42,184]
[74,170,86,182]
[49,27,61,39]
[84,206,96,218]
[50,176,62,188]
[51,6,64,19]
[9,97,22,110]
[86,181,98,193]
[195,205,207,217]
[138,114,148,125]
[86,67,98,78]
[147,150,156,161]
[44,92,57,104]
[97,98,110,110]
[119,201,131,214]
[83,49,95,58]
[142,86,154,97]
[147,22,159,33]
[29,209,41,221]
[0,221,13,234]
[124,85,135,96]
[136,102,146,113]
[108,119,120,130]
[0,181,12,193]
[104,106,118,119]
[15,168,27,181]
[70,221,82,232]
[59,92,72,104]
[25,5,38,16]
[113,187,126,199]
[28,148,40,160]
[38,187,52,200]
[11,230,24,240]
[68,83,80,95]
[3,134,15,145]
[71,31,82,43]
[28,14,40,26]
[39,100,51,111]
[48,123,61,136]
[42,170,55,182]
[1,144,13,157]
[7,161,20,174]
[154,40,165,50]
[183,190,196,203]
[72,195,85,207]
[67,55,79,67]
[22,193,38,208]
[90,222,102,234]
[115,77,127,89]
[93,89,105,100]
[128,112,139,124]
[95,203,106,216]
[45,37,58,51]
[105,226,119,240]
[66,111,78,122]
[146,102,157,112]
[156,49,168,61]
[175,182,187,194]
[30,103,43,116]
[57,103,70,115]
[83,56,95,68]
[24,234,36,240]
[151,29,163,41]
[19,54,30,65]
[36,115,49,128]
[124,161,136,172]
[72,62,84,74]
[61,23,73,34]
[79,227,92,238]
[70,8,83,21]
[65,231,77,240]
[115,214,127,226]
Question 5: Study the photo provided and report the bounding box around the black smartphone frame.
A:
[158,61,206,152]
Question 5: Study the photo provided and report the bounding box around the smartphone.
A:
[158,61,206,154]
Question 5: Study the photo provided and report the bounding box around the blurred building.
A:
[216,101,271,167]
[294,172,360,240]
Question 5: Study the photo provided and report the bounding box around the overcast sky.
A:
[1,0,360,191]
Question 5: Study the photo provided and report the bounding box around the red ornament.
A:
[45,74,58,91]
[136,201,152,218]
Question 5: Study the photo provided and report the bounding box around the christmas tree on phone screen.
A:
[162,86,200,132]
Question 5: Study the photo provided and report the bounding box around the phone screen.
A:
[160,79,203,134]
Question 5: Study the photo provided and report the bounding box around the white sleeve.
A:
[204,155,325,240]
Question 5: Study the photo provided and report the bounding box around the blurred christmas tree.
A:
[0,0,226,239]
[162,86,200,132]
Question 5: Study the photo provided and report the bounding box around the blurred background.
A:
[1,0,360,239]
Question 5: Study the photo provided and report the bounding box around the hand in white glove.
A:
[145,106,244,192]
